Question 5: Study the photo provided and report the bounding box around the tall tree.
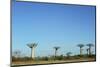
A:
[54,47,60,58]
[86,48,89,56]
[27,43,37,59]
[87,43,94,56]
[77,44,84,56]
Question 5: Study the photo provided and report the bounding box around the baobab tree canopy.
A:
[77,44,84,48]
[54,47,60,50]
[87,43,94,47]
[27,43,37,48]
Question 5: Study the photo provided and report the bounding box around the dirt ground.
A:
[12,58,95,66]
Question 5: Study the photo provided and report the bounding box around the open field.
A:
[12,57,95,66]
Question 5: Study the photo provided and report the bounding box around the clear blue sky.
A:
[12,1,96,57]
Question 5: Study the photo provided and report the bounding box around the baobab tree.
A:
[87,43,94,56]
[53,47,60,58]
[27,43,37,59]
[77,44,84,56]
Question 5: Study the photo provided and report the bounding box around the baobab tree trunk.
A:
[31,48,32,58]
[55,50,57,58]
[32,47,35,59]
[87,49,89,56]
[80,48,82,56]
[89,47,92,56]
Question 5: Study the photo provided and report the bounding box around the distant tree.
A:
[66,52,72,58]
[77,44,84,56]
[87,43,94,56]
[13,50,21,58]
[53,47,60,58]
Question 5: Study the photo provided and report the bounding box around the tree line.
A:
[12,43,95,61]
